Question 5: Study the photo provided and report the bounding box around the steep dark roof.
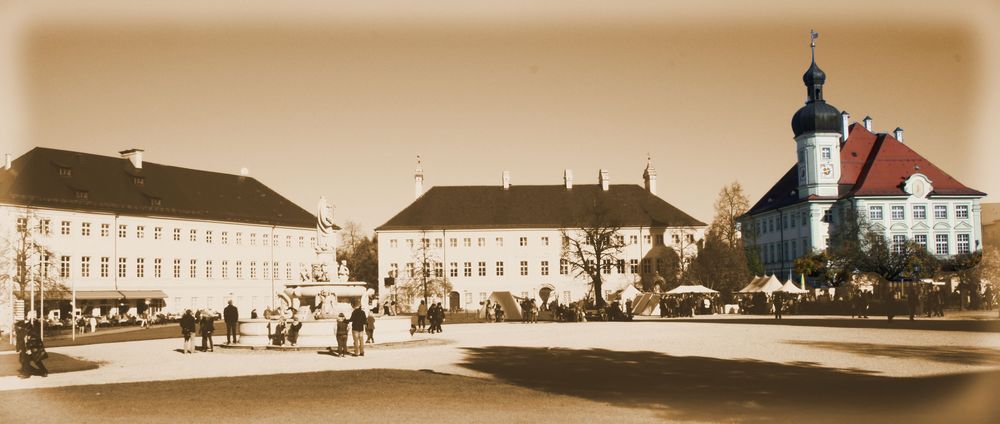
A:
[0,147,320,228]
[746,124,986,216]
[376,184,705,231]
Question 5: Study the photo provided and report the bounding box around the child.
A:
[335,313,349,357]
[287,317,302,346]
[365,313,375,343]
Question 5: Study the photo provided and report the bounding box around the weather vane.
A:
[810,29,819,60]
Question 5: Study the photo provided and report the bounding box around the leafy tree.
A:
[685,182,752,292]
[708,182,750,249]
[561,195,626,307]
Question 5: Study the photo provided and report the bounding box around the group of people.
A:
[482,300,506,322]
[14,319,48,378]
[269,317,304,346]
[519,298,540,323]
[329,302,372,357]
[413,300,446,333]
[178,308,217,353]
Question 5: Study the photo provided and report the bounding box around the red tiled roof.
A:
[746,123,985,216]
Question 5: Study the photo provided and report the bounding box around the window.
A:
[616,259,625,274]
[520,261,528,276]
[405,239,413,248]
[642,258,651,274]
[496,261,504,276]
[132,175,144,186]
[629,259,639,274]
[821,147,832,160]
[560,259,569,275]
[81,256,90,278]
[206,231,213,244]
[541,236,549,246]
[934,205,947,219]
[40,219,51,235]
[672,234,680,245]
[914,234,927,250]
[118,224,127,238]
[868,206,883,220]
[935,234,949,255]
[449,238,457,247]
[250,261,258,279]
[286,263,292,280]
[463,262,472,277]
[60,221,71,235]
[957,234,970,254]
[892,235,906,254]
[154,227,162,240]
[206,260,214,279]
[101,257,110,278]
[615,235,625,245]
[173,228,181,241]
[222,261,229,279]
[190,229,197,242]
[449,262,458,278]
[433,238,442,248]
[421,238,430,248]
[191,260,199,278]
[250,233,256,246]
[541,261,550,276]
[149,198,162,207]
[118,257,127,278]
[136,258,145,278]
[154,258,162,278]
[478,261,487,277]
[137,225,145,239]
[60,256,70,278]
[434,262,443,278]
[235,261,243,279]
[643,235,651,245]
[389,239,397,248]
[58,166,72,177]
[477,237,486,247]
[285,236,292,248]
[913,205,926,220]
[822,210,832,223]
[79,222,90,236]
[221,232,228,244]
[263,234,270,246]
[236,233,243,245]
[655,235,664,245]
[496,237,504,247]
[891,205,905,220]
[519,237,527,246]
[173,259,181,278]
[263,261,270,280]
[956,205,969,219]
[602,259,612,274]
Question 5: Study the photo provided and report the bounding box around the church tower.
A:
[642,154,657,197]
[414,155,424,199]
[791,31,842,199]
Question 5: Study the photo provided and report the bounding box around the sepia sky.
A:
[1,1,998,232]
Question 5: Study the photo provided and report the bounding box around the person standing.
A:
[907,285,919,321]
[484,299,493,322]
[287,317,302,346]
[24,325,48,377]
[250,309,258,319]
[772,292,784,320]
[348,302,367,356]
[366,313,376,343]
[435,302,446,333]
[199,310,215,352]
[334,313,349,356]
[224,300,240,344]
[417,300,428,332]
[179,309,196,354]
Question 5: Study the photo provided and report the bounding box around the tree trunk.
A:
[593,275,605,307]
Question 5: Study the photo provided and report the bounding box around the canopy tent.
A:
[609,284,643,303]
[631,293,662,316]
[739,275,784,294]
[778,280,809,294]
[488,291,523,321]
[665,285,719,295]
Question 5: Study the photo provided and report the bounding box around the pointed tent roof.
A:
[740,275,784,293]
[779,280,810,294]
[665,284,719,294]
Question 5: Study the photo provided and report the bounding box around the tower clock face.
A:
[819,163,834,178]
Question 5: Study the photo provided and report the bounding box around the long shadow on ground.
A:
[0,352,100,377]
[458,346,1000,423]
[786,340,1000,366]
[648,317,1000,332]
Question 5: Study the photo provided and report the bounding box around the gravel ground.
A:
[1,320,998,423]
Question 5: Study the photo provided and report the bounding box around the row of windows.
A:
[51,256,303,280]
[388,234,695,249]
[868,204,969,221]
[18,218,314,248]
[387,257,674,279]
[760,233,972,265]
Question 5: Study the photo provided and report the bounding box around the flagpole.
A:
[71,278,76,341]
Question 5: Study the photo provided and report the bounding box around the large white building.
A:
[375,161,706,311]
[740,44,986,277]
[0,147,330,327]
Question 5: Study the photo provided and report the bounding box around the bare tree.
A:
[709,182,750,249]
[560,195,626,307]
[338,220,365,257]
[395,230,452,307]
[0,210,67,318]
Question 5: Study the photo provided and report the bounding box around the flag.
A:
[801,274,806,290]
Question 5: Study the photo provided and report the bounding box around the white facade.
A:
[377,226,703,311]
[1,204,320,320]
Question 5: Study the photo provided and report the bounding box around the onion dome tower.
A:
[793,31,842,199]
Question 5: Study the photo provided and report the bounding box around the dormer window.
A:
[58,167,72,177]
[150,198,162,207]
[75,190,89,200]
[132,176,145,186]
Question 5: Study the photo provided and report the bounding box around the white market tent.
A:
[665,284,719,295]
[778,280,809,294]
[739,275,784,294]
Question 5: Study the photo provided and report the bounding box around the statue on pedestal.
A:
[316,197,337,253]
[337,260,350,282]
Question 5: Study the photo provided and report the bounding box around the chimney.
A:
[863,116,872,132]
[840,111,850,141]
[414,155,424,199]
[564,169,573,189]
[239,167,249,176]
[119,148,144,169]
[642,155,657,196]
[893,127,904,143]
[501,170,511,190]
[599,169,610,191]
[3,153,10,171]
